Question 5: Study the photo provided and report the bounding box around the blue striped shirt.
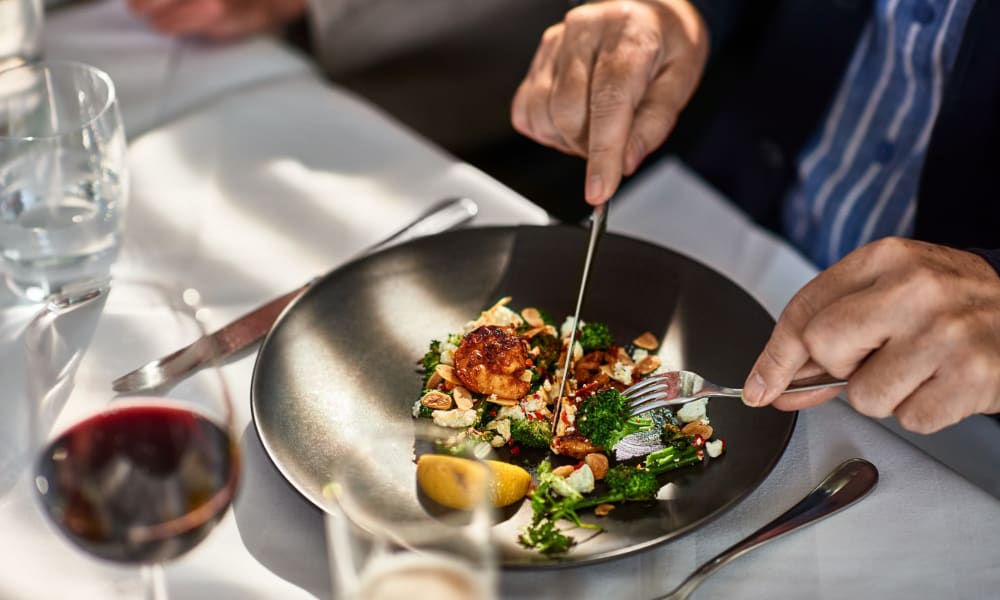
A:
[782,0,974,268]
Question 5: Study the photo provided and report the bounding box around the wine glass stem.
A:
[141,564,168,600]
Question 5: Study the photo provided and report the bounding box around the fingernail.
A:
[742,371,766,407]
[585,173,604,203]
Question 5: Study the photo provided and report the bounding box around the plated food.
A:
[413,297,727,554]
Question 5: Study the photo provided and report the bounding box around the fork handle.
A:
[783,373,848,394]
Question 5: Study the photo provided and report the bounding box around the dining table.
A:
[1,1,998,598]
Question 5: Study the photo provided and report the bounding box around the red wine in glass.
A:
[34,401,239,564]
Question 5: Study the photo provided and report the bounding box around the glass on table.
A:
[0,60,128,302]
[0,0,43,70]
[324,422,498,600]
[24,278,240,599]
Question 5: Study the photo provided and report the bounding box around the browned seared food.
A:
[550,433,601,459]
[453,325,531,399]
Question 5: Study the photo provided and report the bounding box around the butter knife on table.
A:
[551,202,609,432]
[112,197,479,393]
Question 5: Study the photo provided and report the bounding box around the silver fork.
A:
[625,370,846,417]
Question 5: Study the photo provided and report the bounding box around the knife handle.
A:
[208,279,316,359]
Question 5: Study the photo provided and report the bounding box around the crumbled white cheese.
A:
[572,340,583,361]
[524,396,546,413]
[611,362,634,386]
[497,404,526,421]
[631,348,649,361]
[439,340,459,366]
[466,303,523,332]
[486,418,512,445]
[706,439,725,458]
[677,398,708,423]
[560,316,578,338]
[411,399,424,418]
[431,408,478,428]
[564,464,595,495]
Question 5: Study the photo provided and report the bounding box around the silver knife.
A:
[551,202,608,432]
[112,197,479,393]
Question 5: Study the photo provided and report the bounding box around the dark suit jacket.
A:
[676,0,1000,262]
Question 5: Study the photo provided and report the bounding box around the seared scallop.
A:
[453,325,531,399]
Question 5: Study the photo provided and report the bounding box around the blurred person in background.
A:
[511,0,1000,433]
[126,0,588,220]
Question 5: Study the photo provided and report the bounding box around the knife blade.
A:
[111,197,479,393]
[551,202,608,433]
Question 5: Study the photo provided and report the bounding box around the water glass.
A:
[0,0,43,69]
[0,60,128,302]
[325,424,498,600]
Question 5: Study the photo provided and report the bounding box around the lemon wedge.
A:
[417,454,531,509]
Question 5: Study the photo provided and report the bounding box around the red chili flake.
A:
[489,409,497,416]
[525,359,534,367]
[510,446,521,456]
[573,461,585,471]
[692,434,705,447]
[696,449,705,460]
[533,411,545,420]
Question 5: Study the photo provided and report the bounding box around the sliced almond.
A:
[616,347,635,366]
[425,371,443,389]
[452,386,474,410]
[552,465,576,478]
[536,386,551,405]
[584,453,609,480]
[633,332,660,350]
[435,363,462,385]
[420,390,452,410]
[520,370,534,383]
[634,355,662,376]
[598,364,614,378]
[682,421,714,440]
[521,307,545,328]
[595,503,616,517]
[523,325,546,339]
[487,395,519,407]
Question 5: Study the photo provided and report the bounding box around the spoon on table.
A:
[655,458,879,600]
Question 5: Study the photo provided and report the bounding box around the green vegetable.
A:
[419,340,442,387]
[576,388,654,450]
[417,404,434,419]
[531,333,561,373]
[510,418,553,449]
[519,441,704,555]
[579,322,613,352]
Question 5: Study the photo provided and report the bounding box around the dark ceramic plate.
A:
[250,225,796,568]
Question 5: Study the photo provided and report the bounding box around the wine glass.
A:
[24,279,240,599]
[324,421,498,600]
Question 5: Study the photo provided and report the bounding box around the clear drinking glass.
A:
[0,0,43,70]
[25,279,240,599]
[325,423,498,600]
[0,60,128,302]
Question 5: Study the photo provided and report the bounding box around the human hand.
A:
[511,0,708,205]
[742,237,1000,433]
[128,0,306,40]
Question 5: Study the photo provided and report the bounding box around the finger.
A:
[549,47,596,156]
[770,387,843,411]
[511,27,576,154]
[622,65,693,175]
[743,244,888,407]
[584,35,661,205]
[893,374,971,434]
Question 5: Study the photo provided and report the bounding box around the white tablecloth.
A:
[0,2,996,598]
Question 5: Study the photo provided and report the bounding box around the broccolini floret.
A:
[579,322,613,352]
[510,418,553,448]
[419,340,442,387]
[532,333,561,373]
[577,388,654,450]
